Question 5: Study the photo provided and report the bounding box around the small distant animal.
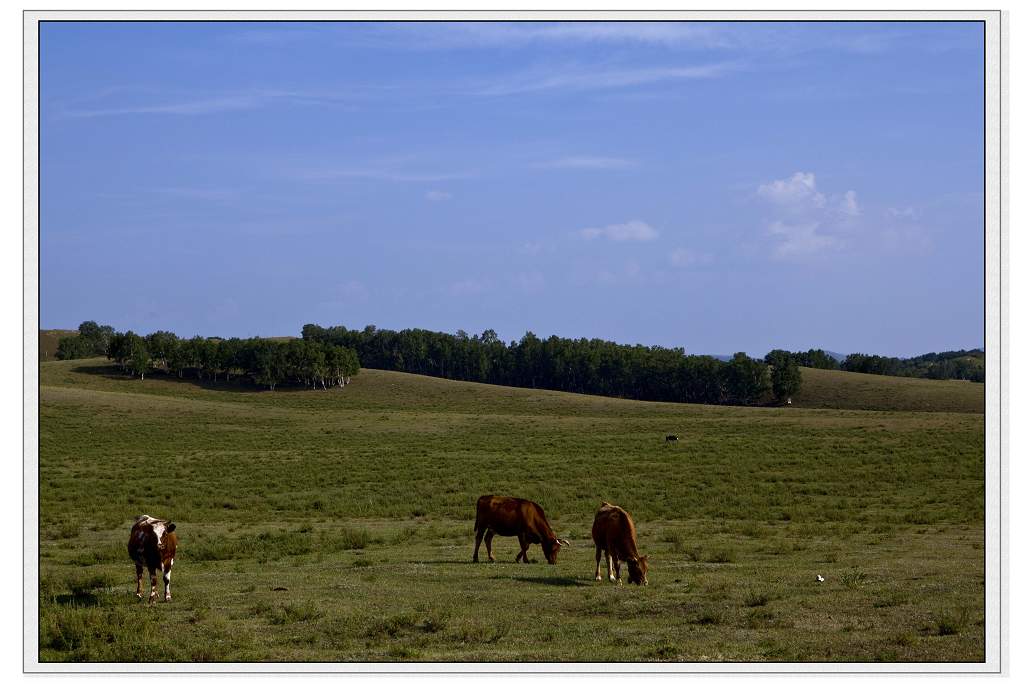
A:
[592,502,649,585]
[816,574,825,583]
[128,515,178,604]
[473,495,570,564]
[665,434,679,442]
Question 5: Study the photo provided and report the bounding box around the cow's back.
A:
[592,503,638,556]
[476,495,548,538]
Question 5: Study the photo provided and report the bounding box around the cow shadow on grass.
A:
[53,592,101,607]
[501,576,593,588]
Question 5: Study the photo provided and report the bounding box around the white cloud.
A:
[756,171,826,210]
[579,220,659,242]
[425,190,453,201]
[755,172,864,259]
[669,247,713,268]
[535,156,638,170]
[768,221,842,259]
[839,190,861,217]
[887,205,919,220]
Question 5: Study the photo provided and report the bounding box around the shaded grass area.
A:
[38,359,984,662]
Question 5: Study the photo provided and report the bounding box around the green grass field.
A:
[795,367,984,414]
[38,358,985,663]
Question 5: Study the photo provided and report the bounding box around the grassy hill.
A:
[38,358,984,663]
[794,367,983,414]
[39,329,77,362]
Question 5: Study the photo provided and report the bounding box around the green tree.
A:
[768,352,802,403]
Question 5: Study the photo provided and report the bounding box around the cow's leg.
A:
[473,526,485,563]
[613,557,622,584]
[594,547,603,581]
[134,562,144,599]
[516,534,531,563]
[148,566,158,605]
[484,530,496,562]
[606,552,616,582]
[162,558,173,602]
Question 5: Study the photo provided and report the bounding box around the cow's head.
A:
[626,555,649,586]
[542,538,570,564]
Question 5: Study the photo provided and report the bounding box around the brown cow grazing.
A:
[473,495,570,564]
[128,515,178,604]
[592,502,648,585]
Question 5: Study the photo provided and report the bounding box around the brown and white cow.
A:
[128,515,178,604]
[473,495,570,564]
[592,502,648,585]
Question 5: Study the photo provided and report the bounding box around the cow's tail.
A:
[473,497,484,533]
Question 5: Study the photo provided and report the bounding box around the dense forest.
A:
[300,324,800,406]
[57,321,359,390]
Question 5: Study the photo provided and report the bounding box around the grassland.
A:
[37,358,984,663]
[795,367,984,414]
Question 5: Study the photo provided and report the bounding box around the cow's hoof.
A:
[135,593,143,600]
[595,576,602,581]
[487,557,495,563]
[472,557,478,563]
[164,596,172,602]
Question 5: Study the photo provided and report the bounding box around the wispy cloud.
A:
[449,279,485,296]
[669,247,713,268]
[516,270,545,294]
[143,187,236,202]
[767,221,843,259]
[579,220,659,242]
[887,205,919,220]
[425,190,453,202]
[299,166,476,184]
[473,62,740,96]
[59,88,368,119]
[535,156,638,170]
[419,21,733,48]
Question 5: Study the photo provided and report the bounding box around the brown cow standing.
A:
[473,495,570,564]
[592,502,648,585]
[128,515,178,604]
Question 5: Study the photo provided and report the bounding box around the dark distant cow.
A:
[592,502,648,585]
[128,515,178,604]
[473,495,570,564]
[665,435,679,442]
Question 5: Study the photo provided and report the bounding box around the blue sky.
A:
[40,21,984,357]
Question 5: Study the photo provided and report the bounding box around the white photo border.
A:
[22,8,1005,674]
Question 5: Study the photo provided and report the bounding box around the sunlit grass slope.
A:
[794,367,983,413]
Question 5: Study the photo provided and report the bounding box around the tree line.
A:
[58,322,359,390]
[766,346,984,383]
[300,324,802,406]
[840,349,984,382]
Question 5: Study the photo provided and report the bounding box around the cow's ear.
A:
[167,523,176,533]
